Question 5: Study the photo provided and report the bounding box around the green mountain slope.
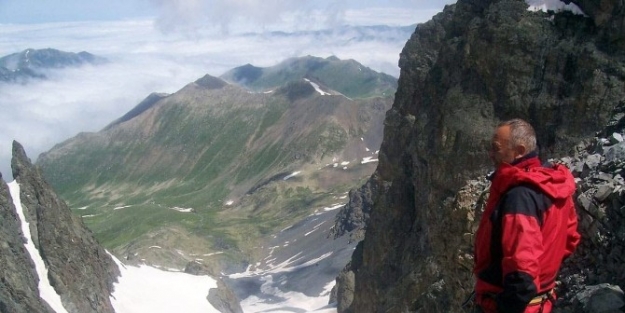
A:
[37,56,394,271]
[220,55,397,99]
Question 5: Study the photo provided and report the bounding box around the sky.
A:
[0,0,457,179]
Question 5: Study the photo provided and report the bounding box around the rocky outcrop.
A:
[330,177,378,243]
[333,0,625,312]
[183,261,243,313]
[206,279,244,313]
[0,173,54,312]
[10,141,120,313]
[569,0,625,50]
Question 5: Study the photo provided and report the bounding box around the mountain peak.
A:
[220,55,397,99]
[194,74,228,89]
[0,48,107,83]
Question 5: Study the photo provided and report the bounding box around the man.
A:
[473,119,580,313]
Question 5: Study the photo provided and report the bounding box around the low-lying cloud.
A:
[0,6,445,180]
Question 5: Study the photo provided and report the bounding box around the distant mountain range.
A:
[37,55,394,273]
[0,48,107,83]
[220,55,398,99]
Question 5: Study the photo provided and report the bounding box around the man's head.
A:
[489,118,537,167]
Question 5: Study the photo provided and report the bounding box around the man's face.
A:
[489,125,517,167]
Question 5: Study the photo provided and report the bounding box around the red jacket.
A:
[474,155,580,313]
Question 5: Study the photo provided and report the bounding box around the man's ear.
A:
[515,144,527,158]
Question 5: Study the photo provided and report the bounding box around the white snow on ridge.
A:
[283,171,301,180]
[170,206,194,213]
[113,205,132,210]
[304,78,331,96]
[324,203,345,211]
[361,157,379,164]
[525,0,585,15]
[9,181,69,313]
[108,253,219,313]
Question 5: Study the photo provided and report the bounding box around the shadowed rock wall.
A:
[333,0,625,311]
[10,141,120,313]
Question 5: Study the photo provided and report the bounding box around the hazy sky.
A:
[0,0,456,24]
[0,0,456,180]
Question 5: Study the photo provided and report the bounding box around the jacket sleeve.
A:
[496,187,543,313]
[564,197,580,259]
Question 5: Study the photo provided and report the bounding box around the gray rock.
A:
[10,141,119,313]
[575,284,625,313]
[0,171,55,313]
[594,184,614,202]
[610,133,624,145]
[597,172,615,184]
[605,142,625,163]
[207,279,244,313]
[587,154,603,170]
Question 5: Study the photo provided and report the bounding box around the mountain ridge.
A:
[36,55,393,274]
[220,55,397,99]
[0,48,107,83]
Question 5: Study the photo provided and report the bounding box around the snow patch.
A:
[75,206,88,210]
[361,157,379,164]
[224,200,234,206]
[170,207,193,213]
[203,252,224,257]
[324,203,345,211]
[108,253,219,313]
[113,205,133,210]
[233,252,337,312]
[283,171,301,180]
[9,181,69,313]
[304,78,331,96]
[149,246,162,249]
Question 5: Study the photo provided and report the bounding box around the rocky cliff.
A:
[3,141,120,313]
[333,0,625,312]
[0,172,54,312]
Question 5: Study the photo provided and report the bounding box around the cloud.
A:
[0,5,447,180]
[150,0,316,33]
[147,0,453,34]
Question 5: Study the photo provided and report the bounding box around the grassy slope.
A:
[38,67,393,270]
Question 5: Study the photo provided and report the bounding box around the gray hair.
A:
[498,118,537,152]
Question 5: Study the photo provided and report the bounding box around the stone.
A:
[598,172,615,184]
[610,133,624,145]
[594,184,614,202]
[206,278,244,313]
[587,154,603,170]
[605,142,625,163]
[575,284,625,313]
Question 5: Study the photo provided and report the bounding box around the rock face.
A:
[0,173,54,312]
[333,0,625,312]
[9,141,120,313]
[206,279,244,313]
[330,177,378,243]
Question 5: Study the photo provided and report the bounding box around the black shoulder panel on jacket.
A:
[500,184,552,226]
